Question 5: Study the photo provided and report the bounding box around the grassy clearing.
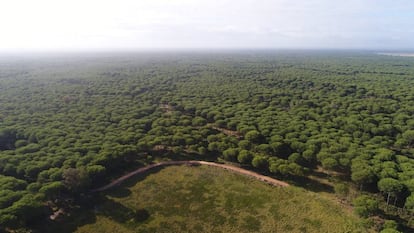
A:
[62,165,364,233]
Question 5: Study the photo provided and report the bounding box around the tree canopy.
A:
[2,52,414,230]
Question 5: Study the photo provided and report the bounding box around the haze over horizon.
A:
[1,0,413,52]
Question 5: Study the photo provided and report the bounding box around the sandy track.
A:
[91,160,289,192]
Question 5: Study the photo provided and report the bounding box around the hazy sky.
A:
[1,0,413,51]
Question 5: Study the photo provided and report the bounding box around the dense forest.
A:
[1,51,414,232]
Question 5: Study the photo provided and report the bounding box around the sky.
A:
[0,0,413,51]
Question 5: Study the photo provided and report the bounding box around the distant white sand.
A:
[378,52,414,57]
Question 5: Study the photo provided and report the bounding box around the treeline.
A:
[1,52,414,230]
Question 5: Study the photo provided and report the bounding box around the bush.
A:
[334,183,349,197]
[383,220,398,230]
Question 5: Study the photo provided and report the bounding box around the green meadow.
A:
[48,165,367,233]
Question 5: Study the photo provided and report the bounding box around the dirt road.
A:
[91,160,289,192]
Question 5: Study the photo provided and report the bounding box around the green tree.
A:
[351,161,377,190]
[245,130,262,143]
[256,144,272,154]
[237,150,253,164]
[238,140,251,150]
[353,195,379,218]
[2,194,43,228]
[39,181,64,199]
[395,130,414,149]
[321,158,339,170]
[377,178,404,206]
[62,168,90,193]
[251,156,268,170]
[86,165,106,180]
[404,194,414,213]
[223,148,239,161]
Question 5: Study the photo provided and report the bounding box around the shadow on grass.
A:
[106,186,132,198]
[377,208,414,233]
[105,165,173,193]
[31,206,98,233]
[238,164,334,194]
[34,194,150,233]
[310,170,329,179]
[97,196,150,224]
[33,156,216,232]
[289,176,334,193]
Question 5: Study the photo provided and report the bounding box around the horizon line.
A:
[1,47,414,55]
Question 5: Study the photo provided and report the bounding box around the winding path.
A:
[91,161,289,192]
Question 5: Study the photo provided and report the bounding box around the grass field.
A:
[49,165,366,233]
